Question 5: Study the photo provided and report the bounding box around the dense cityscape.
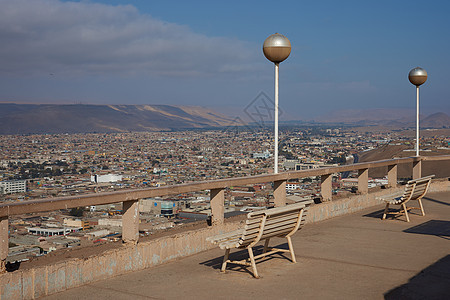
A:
[1,125,449,265]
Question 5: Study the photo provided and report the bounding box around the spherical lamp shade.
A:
[408,67,428,86]
[263,33,291,63]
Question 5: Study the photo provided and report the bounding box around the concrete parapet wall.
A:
[427,178,449,193]
[305,187,403,224]
[1,180,448,300]
[0,222,242,300]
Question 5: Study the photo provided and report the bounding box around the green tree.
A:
[69,207,84,217]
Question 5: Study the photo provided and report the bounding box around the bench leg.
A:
[221,249,230,273]
[402,203,410,222]
[248,247,259,279]
[382,203,389,220]
[418,199,425,216]
[263,238,270,253]
[287,236,297,263]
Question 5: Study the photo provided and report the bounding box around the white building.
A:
[253,150,272,159]
[26,227,72,236]
[90,174,123,183]
[286,182,302,191]
[0,180,26,194]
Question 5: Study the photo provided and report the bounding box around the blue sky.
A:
[0,0,449,120]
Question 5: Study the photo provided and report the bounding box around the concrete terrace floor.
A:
[43,191,450,300]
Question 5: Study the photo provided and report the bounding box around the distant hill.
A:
[421,112,450,128]
[0,103,234,134]
[314,108,415,124]
[314,109,450,128]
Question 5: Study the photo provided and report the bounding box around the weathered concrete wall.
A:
[305,187,405,224]
[1,180,448,300]
[0,222,243,300]
[0,221,243,300]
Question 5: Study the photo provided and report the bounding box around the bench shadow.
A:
[363,209,422,220]
[200,243,291,276]
[384,254,450,299]
[364,196,449,220]
[423,196,450,207]
[363,209,387,219]
[403,220,450,240]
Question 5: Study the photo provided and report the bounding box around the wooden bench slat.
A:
[407,175,435,185]
[245,216,264,226]
[242,217,306,238]
[243,217,300,236]
[244,213,299,230]
[245,211,302,227]
[248,202,307,217]
[206,229,244,243]
[241,223,298,242]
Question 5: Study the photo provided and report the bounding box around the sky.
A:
[0,0,449,120]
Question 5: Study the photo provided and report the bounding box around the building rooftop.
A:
[42,191,450,300]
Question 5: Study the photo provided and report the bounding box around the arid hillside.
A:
[0,104,233,134]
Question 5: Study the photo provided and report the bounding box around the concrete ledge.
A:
[1,179,448,300]
[0,222,242,300]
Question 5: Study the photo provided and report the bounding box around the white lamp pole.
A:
[274,62,279,173]
[408,67,428,157]
[263,33,291,174]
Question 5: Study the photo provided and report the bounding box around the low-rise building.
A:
[64,218,90,230]
[91,174,123,183]
[0,180,26,194]
[253,150,272,159]
[26,227,72,236]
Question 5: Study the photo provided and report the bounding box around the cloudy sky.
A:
[0,0,449,120]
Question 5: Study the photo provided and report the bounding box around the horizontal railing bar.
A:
[421,155,450,161]
[284,157,421,179]
[0,155,445,218]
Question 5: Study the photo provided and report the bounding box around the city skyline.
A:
[0,0,449,119]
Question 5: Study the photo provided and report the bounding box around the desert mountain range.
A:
[0,104,448,134]
[0,103,233,134]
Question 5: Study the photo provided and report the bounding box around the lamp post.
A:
[263,33,291,174]
[408,67,428,157]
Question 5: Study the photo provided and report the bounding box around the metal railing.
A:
[1,155,449,272]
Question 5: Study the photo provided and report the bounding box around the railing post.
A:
[387,164,398,188]
[122,200,139,244]
[274,180,286,207]
[413,159,422,179]
[1,216,8,273]
[358,168,368,194]
[210,188,224,226]
[321,174,332,202]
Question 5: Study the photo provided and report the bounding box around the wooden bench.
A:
[381,175,434,222]
[206,201,313,278]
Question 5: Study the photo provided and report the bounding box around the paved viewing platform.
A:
[43,191,450,300]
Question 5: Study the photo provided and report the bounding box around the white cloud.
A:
[0,0,259,77]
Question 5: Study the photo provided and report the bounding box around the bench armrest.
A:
[206,229,244,244]
[377,191,403,201]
